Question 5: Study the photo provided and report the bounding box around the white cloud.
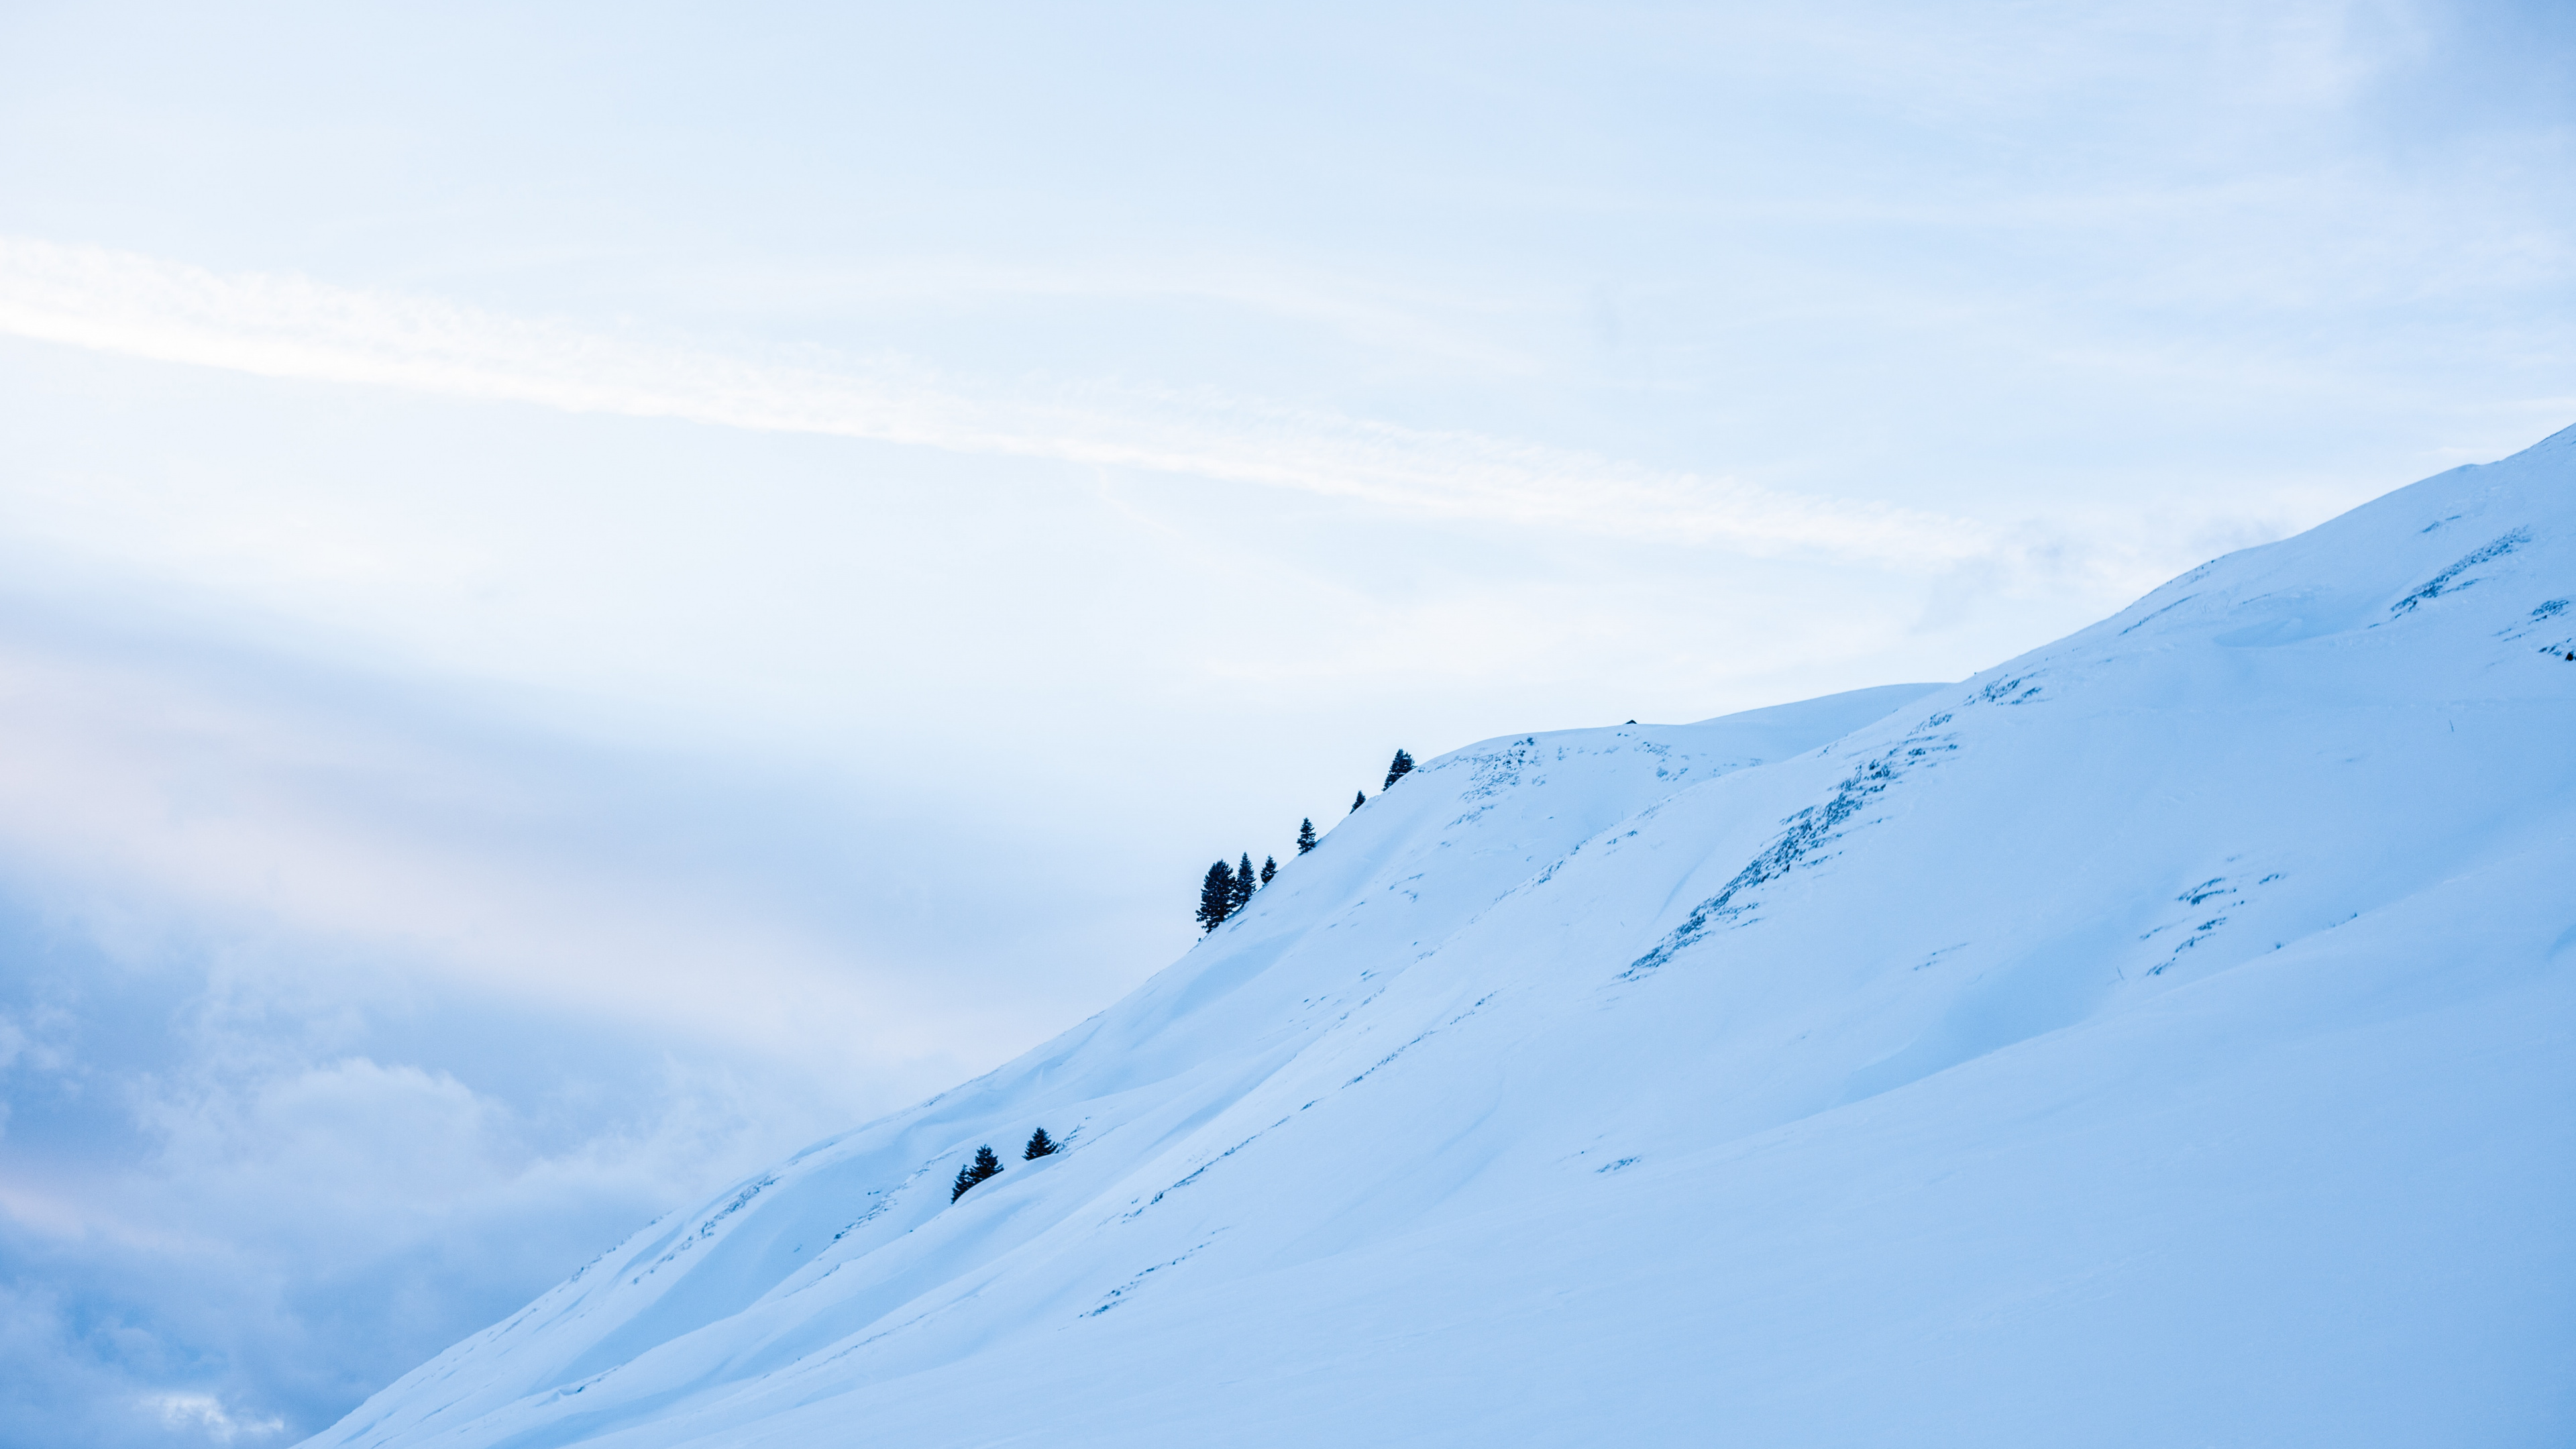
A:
[146,1393,285,1444]
[0,612,1071,1089]
[0,236,1996,568]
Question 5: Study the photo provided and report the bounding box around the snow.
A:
[303,425,2576,1448]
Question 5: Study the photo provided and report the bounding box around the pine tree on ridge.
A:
[951,1144,1003,1202]
[1384,749,1415,790]
[1196,859,1236,932]
[1296,818,1318,854]
[1260,855,1278,887]
[1230,853,1257,913]
[1350,790,1366,813]
[1023,1127,1057,1160]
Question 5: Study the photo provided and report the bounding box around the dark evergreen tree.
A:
[1383,749,1415,790]
[1195,859,1236,932]
[1350,789,1366,813]
[1260,855,1278,887]
[950,1144,1004,1201]
[1296,818,1319,854]
[1023,1127,1058,1160]
[1229,853,1257,912]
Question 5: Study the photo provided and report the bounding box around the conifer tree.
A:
[1023,1126,1058,1160]
[1383,749,1415,790]
[1350,790,1366,813]
[951,1144,1003,1201]
[1296,818,1318,854]
[1260,855,1278,887]
[1196,859,1236,932]
[1230,853,1257,912]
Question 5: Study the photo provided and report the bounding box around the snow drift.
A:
[306,428,2576,1448]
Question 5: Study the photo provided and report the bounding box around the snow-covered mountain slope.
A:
[309,429,2576,1449]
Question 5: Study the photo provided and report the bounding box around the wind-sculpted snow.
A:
[2391,525,2531,614]
[1621,709,1966,977]
[305,425,2576,1449]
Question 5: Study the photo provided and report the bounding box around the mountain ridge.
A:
[306,424,2576,1448]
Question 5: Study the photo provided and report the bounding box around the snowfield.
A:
[307,428,2576,1448]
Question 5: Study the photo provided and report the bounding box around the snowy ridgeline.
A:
[307,429,2576,1448]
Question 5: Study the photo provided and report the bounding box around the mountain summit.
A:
[307,429,2576,1448]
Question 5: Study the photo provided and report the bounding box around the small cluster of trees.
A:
[1195,853,1275,932]
[1195,751,1418,933]
[951,1127,1059,1203]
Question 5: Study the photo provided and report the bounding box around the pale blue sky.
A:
[0,3,2569,1444]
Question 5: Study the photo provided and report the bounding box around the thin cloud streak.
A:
[0,236,1996,566]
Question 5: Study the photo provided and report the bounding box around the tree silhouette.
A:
[1296,818,1319,854]
[1260,855,1278,887]
[951,1144,1003,1202]
[1023,1127,1058,1160]
[1195,859,1236,932]
[1383,749,1415,790]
